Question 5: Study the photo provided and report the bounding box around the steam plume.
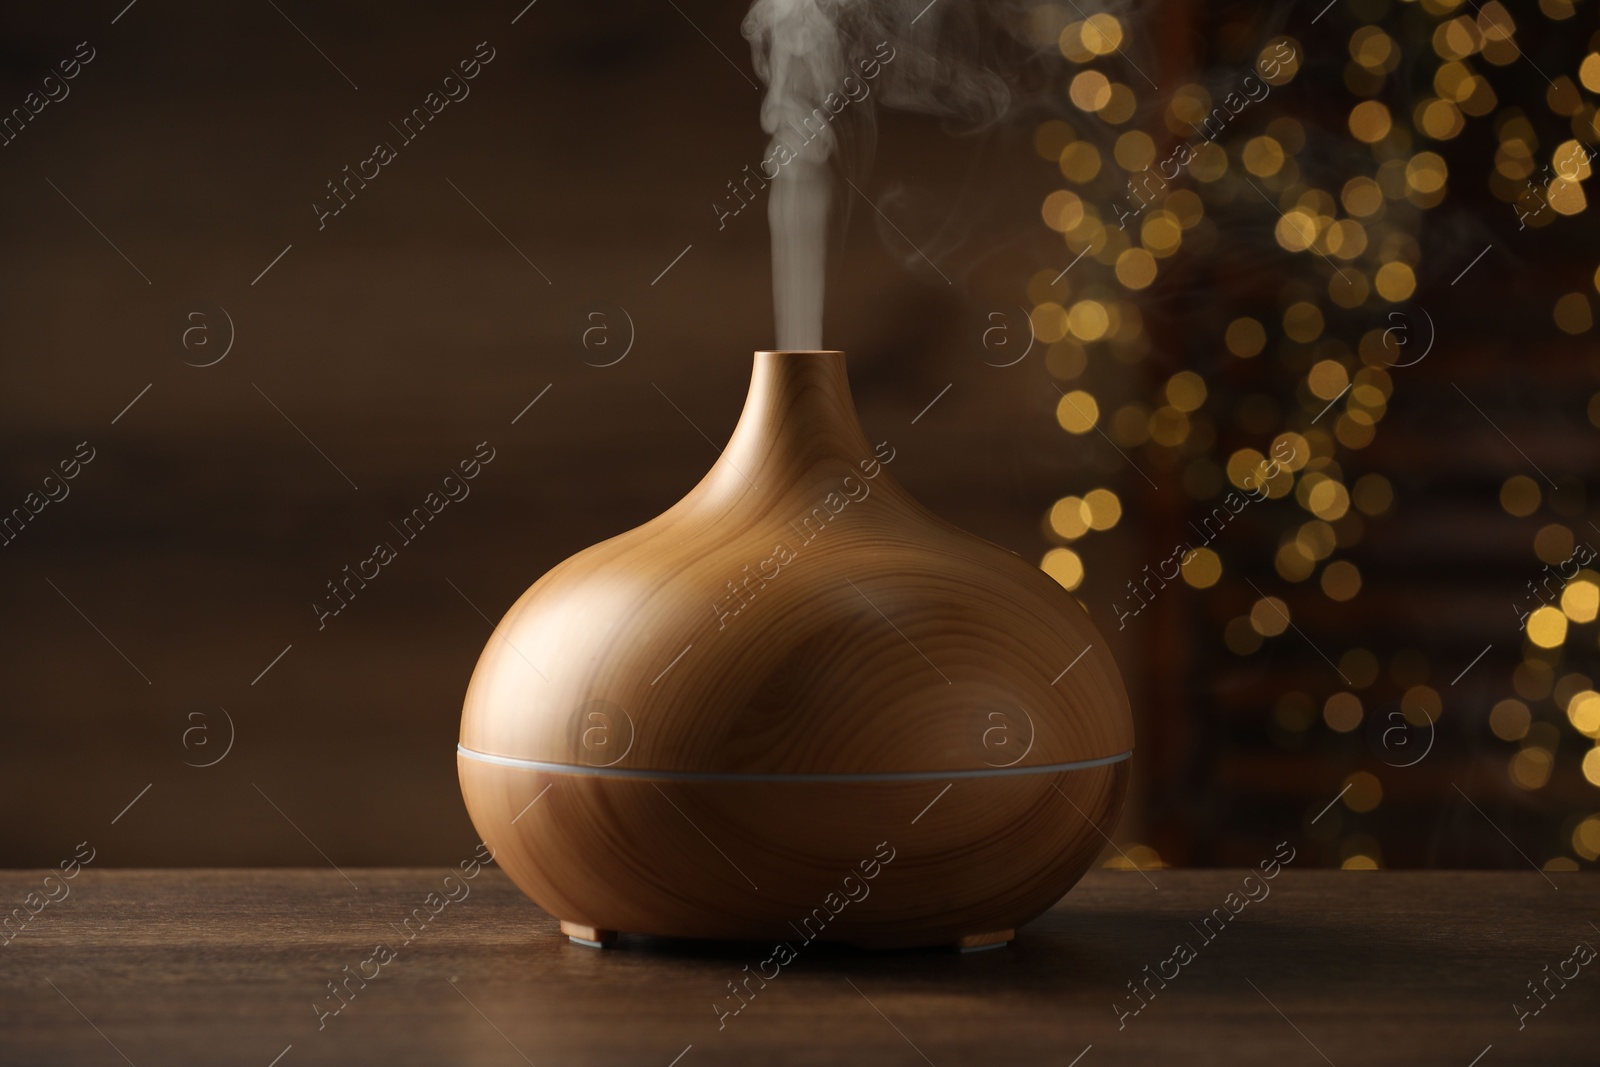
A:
[744,0,847,350]
[743,0,1049,349]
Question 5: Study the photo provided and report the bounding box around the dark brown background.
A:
[0,0,1080,867]
[2,1,1596,872]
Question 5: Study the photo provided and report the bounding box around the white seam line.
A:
[458,744,1133,781]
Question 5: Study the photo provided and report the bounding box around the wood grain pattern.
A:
[458,351,1134,944]
[3,870,1595,1067]
[460,759,1127,947]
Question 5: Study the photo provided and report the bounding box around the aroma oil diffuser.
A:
[457,350,1133,949]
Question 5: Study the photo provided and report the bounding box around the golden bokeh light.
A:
[1322,560,1362,601]
[1081,13,1123,55]
[1031,302,1069,343]
[1341,176,1385,216]
[1511,747,1554,790]
[1573,815,1600,861]
[1340,648,1380,688]
[1326,219,1369,260]
[1547,178,1587,217]
[1433,18,1479,61]
[1069,70,1112,112]
[1405,151,1449,193]
[1298,520,1336,560]
[1527,605,1569,649]
[1027,1,1600,826]
[1181,547,1221,588]
[1148,406,1190,446]
[1568,690,1600,738]
[1562,580,1599,624]
[1083,487,1122,530]
[1041,547,1085,591]
[1306,479,1351,521]
[1283,301,1325,343]
[1100,83,1136,124]
[1041,189,1085,232]
[1225,317,1266,357]
[1103,843,1165,870]
[1554,292,1593,334]
[1418,97,1465,140]
[1500,475,1541,516]
[1115,247,1158,289]
[1165,371,1207,412]
[1533,523,1574,564]
[1058,140,1102,183]
[1275,209,1318,253]
[1374,261,1417,301]
[1251,596,1291,637]
[1055,390,1100,434]
[1242,136,1285,177]
[1049,496,1090,540]
[1403,684,1442,724]
[1554,140,1592,182]
[1308,360,1350,400]
[1141,212,1183,256]
[1226,616,1263,655]
[1273,432,1311,471]
[1343,771,1383,812]
[1277,541,1316,582]
[1165,189,1204,227]
[1114,130,1155,171]
[1258,36,1302,85]
[1350,26,1399,72]
[1489,698,1531,741]
[1324,692,1363,733]
[1353,473,1393,515]
[1067,299,1110,340]
[1581,53,1600,93]
[1349,100,1392,142]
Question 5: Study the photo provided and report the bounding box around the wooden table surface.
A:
[2,868,1595,1066]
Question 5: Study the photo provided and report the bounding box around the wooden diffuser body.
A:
[458,351,1133,948]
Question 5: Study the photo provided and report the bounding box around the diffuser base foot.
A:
[560,921,617,948]
[953,929,1013,953]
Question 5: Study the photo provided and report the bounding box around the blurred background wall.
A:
[2,0,1598,873]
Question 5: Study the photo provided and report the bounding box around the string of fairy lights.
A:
[1026,0,1600,868]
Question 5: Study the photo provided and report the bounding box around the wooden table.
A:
[2,869,1595,1065]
